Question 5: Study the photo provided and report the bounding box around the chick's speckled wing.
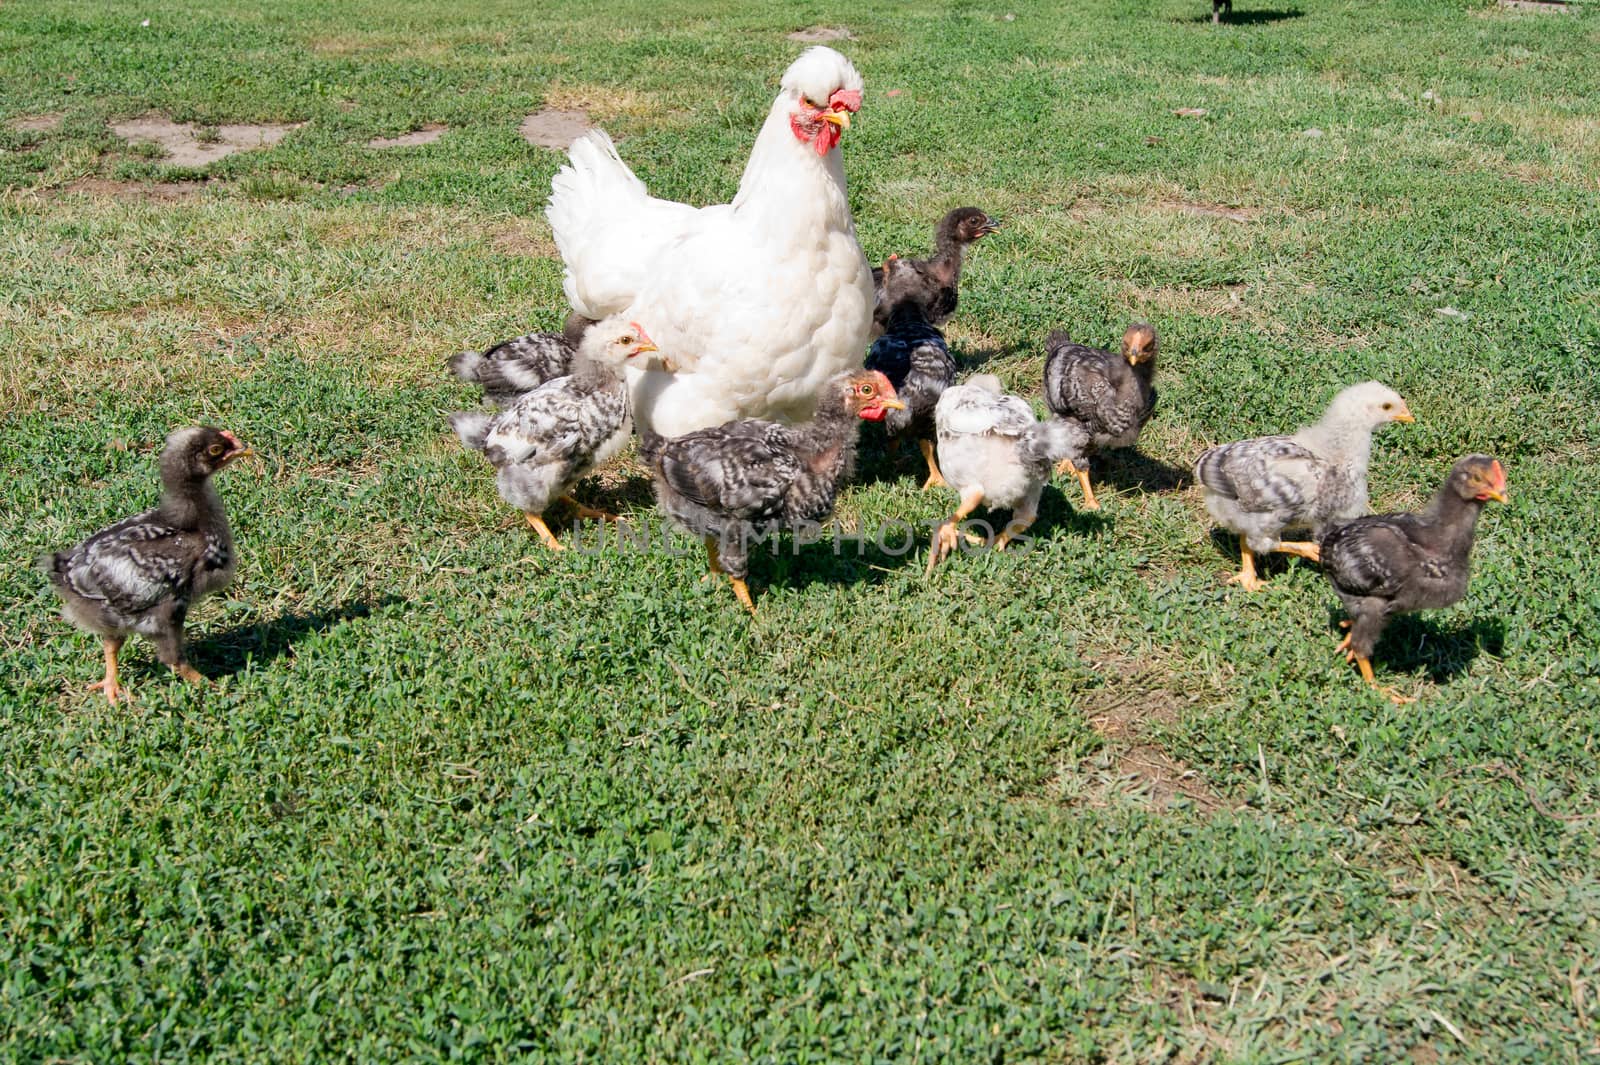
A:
[655,422,800,522]
[55,514,207,616]
[1195,436,1324,512]
[486,377,626,466]
[455,333,575,408]
[1323,516,1423,600]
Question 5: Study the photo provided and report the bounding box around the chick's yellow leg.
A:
[704,538,755,614]
[918,438,947,491]
[174,663,210,686]
[926,487,986,577]
[1352,653,1417,706]
[562,495,620,523]
[1075,466,1100,511]
[1276,540,1322,564]
[525,513,565,551]
[995,500,1039,552]
[86,637,129,705]
[730,578,757,616]
[1227,544,1267,592]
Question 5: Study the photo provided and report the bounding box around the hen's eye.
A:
[803,96,819,109]
[207,444,225,456]
[860,384,875,397]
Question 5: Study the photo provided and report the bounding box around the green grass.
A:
[3,0,1600,1059]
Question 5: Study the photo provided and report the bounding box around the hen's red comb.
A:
[828,88,862,113]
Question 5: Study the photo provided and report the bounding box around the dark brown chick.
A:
[642,370,905,614]
[871,207,999,330]
[1042,323,1158,509]
[1320,455,1507,704]
[40,426,253,704]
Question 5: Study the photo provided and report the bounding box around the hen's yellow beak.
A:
[879,397,907,411]
[821,110,851,132]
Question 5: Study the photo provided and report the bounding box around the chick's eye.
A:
[207,444,225,456]
[1381,403,1393,411]
[618,335,634,346]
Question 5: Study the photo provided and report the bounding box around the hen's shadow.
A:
[190,597,402,678]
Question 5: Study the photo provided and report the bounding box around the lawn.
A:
[3,0,1599,1059]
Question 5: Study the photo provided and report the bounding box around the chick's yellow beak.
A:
[1392,403,1415,423]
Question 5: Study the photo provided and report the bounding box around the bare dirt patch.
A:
[1165,199,1257,223]
[543,84,666,123]
[12,113,63,132]
[788,26,856,42]
[110,114,306,167]
[1063,654,1228,813]
[56,176,213,201]
[367,124,448,149]
[521,109,594,150]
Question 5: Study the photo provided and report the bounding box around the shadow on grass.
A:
[1324,607,1505,684]
[191,597,402,677]
[1192,8,1306,25]
[1095,448,1193,495]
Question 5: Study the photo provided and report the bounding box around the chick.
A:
[448,311,594,410]
[1042,322,1159,509]
[864,269,958,489]
[451,316,658,551]
[926,374,1088,575]
[1321,455,1507,703]
[1195,381,1414,591]
[872,207,1000,330]
[41,426,253,704]
[643,370,905,614]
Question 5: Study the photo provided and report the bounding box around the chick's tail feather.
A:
[449,411,493,453]
[448,349,486,384]
[1025,418,1089,469]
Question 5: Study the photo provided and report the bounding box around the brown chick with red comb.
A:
[1320,455,1508,703]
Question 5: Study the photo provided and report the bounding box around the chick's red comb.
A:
[828,88,862,113]
[629,321,653,345]
[1489,459,1507,488]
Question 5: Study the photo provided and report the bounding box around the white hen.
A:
[546,47,874,438]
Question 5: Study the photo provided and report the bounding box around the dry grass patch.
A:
[542,83,671,123]
[54,176,214,201]
[489,217,558,259]
[10,113,62,132]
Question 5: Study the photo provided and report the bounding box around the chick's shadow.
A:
[1325,607,1505,684]
[189,597,403,678]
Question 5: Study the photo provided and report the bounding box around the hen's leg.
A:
[562,495,620,523]
[1275,540,1322,564]
[918,439,947,490]
[1226,544,1267,592]
[86,636,129,705]
[525,513,565,551]
[926,487,986,576]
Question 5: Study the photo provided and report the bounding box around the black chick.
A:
[448,311,595,409]
[864,267,958,490]
[1321,455,1508,704]
[1042,323,1158,509]
[40,426,253,704]
[642,370,905,614]
[871,207,999,330]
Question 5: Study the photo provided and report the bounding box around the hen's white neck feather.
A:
[731,95,852,237]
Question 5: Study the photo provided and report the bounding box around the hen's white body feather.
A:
[546,49,873,438]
